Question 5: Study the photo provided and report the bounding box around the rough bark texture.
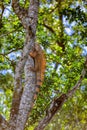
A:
[34,94,67,130]
[9,0,39,130]
[15,57,35,130]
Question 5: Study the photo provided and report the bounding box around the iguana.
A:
[29,43,46,100]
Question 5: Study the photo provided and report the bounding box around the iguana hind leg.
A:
[30,65,38,72]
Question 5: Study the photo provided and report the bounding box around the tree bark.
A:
[15,56,35,130]
[34,94,67,130]
[9,0,39,130]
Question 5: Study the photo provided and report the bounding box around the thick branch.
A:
[43,23,65,51]
[42,23,64,49]
[34,94,67,130]
[0,0,5,29]
[42,20,65,51]
[9,30,34,129]
[57,2,65,51]
[34,57,87,130]
[12,0,28,28]
[15,56,35,130]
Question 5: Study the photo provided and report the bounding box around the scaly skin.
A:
[29,43,46,100]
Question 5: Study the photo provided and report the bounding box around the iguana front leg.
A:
[29,51,37,58]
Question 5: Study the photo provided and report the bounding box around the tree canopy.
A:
[0,0,87,130]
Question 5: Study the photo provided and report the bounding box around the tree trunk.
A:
[9,0,39,130]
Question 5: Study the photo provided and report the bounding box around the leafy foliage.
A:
[0,0,87,130]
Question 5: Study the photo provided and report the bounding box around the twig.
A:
[0,47,23,55]
[0,27,22,38]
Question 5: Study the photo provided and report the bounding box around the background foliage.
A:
[0,0,87,130]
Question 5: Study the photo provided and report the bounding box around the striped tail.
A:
[33,79,42,101]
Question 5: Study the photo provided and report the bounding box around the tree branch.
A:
[34,94,67,130]
[0,0,5,29]
[42,23,65,51]
[42,23,56,34]
[34,57,87,130]
[15,56,35,130]
[48,4,58,14]
[0,47,23,55]
[0,26,22,38]
[12,0,28,28]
